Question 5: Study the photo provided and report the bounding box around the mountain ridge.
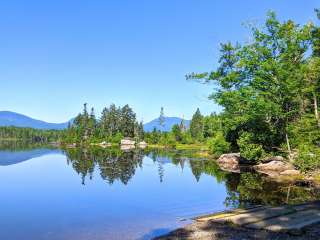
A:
[143,116,190,132]
[0,111,71,130]
[0,111,190,132]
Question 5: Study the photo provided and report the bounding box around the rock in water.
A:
[217,153,241,172]
[120,139,135,145]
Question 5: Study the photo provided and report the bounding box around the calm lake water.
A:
[0,142,319,240]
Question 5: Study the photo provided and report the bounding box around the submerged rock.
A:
[217,153,241,172]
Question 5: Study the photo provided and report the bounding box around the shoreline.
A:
[153,220,320,240]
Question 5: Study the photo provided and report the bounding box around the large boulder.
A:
[217,153,241,172]
[254,160,295,177]
[280,169,301,176]
[121,139,135,145]
[261,155,285,163]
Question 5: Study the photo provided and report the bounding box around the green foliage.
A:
[294,145,320,172]
[207,132,230,157]
[63,103,142,145]
[203,113,222,138]
[171,124,183,142]
[110,132,123,144]
[188,11,320,171]
[0,126,61,142]
[190,108,204,142]
[159,133,177,148]
[144,128,161,144]
[181,131,194,144]
[237,132,265,162]
[289,114,320,148]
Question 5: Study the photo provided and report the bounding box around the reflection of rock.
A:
[120,145,135,151]
[217,153,241,173]
[67,143,77,148]
[138,141,147,149]
[254,160,297,177]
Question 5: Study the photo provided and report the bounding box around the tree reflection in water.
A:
[64,147,144,185]
[63,147,320,207]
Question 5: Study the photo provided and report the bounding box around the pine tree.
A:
[179,116,187,132]
[159,107,165,130]
[190,108,204,141]
[120,104,136,138]
[172,124,182,141]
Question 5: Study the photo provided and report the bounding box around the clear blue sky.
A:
[0,0,318,123]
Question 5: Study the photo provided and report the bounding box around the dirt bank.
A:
[154,221,320,240]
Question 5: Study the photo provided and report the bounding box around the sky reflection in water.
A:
[0,146,319,240]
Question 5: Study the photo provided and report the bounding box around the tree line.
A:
[0,126,61,142]
[144,107,217,148]
[62,103,144,144]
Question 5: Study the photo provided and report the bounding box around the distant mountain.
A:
[0,111,72,130]
[143,117,190,132]
[0,111,189,132]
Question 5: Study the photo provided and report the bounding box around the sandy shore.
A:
[153,220,320,240]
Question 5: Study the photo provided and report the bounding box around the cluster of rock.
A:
[92,138,148,150]
[216,153,301,178]
[120,139,147,148]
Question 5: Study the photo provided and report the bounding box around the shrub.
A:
[159,133,177,148]
[237,132,265,162]
[207,132,230,157]
[181,132,194,144]
[111,132,123,144]
[167,135,177,149]
[294,145,320,172]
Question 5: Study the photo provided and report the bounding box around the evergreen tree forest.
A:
[62,103,144,145]
[0,126,61,142]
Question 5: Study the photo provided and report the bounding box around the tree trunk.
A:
[286,132,291,155]
[314,92,320,128]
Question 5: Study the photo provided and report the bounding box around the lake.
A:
[0,143,319,240]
